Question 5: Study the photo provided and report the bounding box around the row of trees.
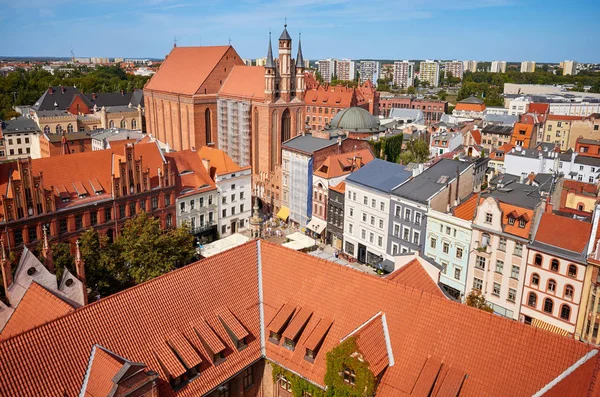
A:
[0,65,151,120]
[32,211,196,300]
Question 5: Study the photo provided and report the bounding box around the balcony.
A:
[190,222,217,235]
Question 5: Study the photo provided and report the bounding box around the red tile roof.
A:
[454,103,485,112]
[145,46,239,95]
[563,179,598,195]
[385,259,445,298]
[453,194,479,221]
[82,346,126,397]
[219,66,265,100]
[313,148,375,179]
[528,103,550,114]
[197,146,250,176]
[305,85,356,108]
[534,212,592,254]
[165,149,216,198]
[498,202,534,239]
[470,129,482,145]
[352,313,389,376]
[329,180,346,194]
[0,241,597,397]
[541,350,600,397]
[0,282,75,340]
[547,114,585,121]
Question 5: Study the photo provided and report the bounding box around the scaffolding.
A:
[289,154,310,226]
[217,99,251,167]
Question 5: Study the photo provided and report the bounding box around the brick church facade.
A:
[144,26,306,209]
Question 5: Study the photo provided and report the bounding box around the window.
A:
[75,215,83,230]
[454,267,461,280]
[363,196,368,205]
[441,262,448,274]
[343,368,356,385]
[443,242,449,254]
[231,194,235,203]
[543,298,554,314]
[369,233,374,244]
[532,273,540,286]
[528,292,537,307]
[129,202,136,216]
[14,229,23,246]
[165,194,171,206]
[392,243,399,255]
[361,229,366,240]
[243,366,253,389]
[209,212,214,223]
[380,202,384,211]
[548,279,556,293]
[456,247,463,259]
[402,228,410,241]
[518,219,526,228]
[550,259,559,272]
[534,254,542,266]
[415,212,421,225]
[190,200,195,210]
[90,211,98,226]
[222,196,227,205]
[565,285,574,299]
[152,196,158,210]
[508,216,515,225]
[345,242,354,256]
[231,206,236,215]
[222,209,227,217]
[349,207,354,217]
[119,205,126,219]
[560,305,571,321]
[508,288,516,302]
[405,208,412,221]
[370,216,375,226]
[348,224,353,234]
[485,213,493,223]
[240,191,245,200]
[493,282,501,296]
[379,219,384,229]
[511,265,520,279]
[221,225,226,234]
[430,237,436,249]
[412,231,420,245]
[473,277,483,291]
[568,264,577,278]
[104,207,112,221]
[514,242,523,257]
[476,256,486,270]
[499,238,506,251]
[395,205,401,218]
[378,236,383,247]
[496,260,504,274]
[371,199,376,208]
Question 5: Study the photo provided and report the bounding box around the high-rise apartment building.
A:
[336,59,356,81]
[256,57,267,66]
[520,61,536,73]
[419,60,440,87]
[392,61,414,88]
[359,60,380,84]
[490,61,507,73]
[445,60,463,80]
[317,58,336,83]
[462,60,478,73]
[563,60,578,75]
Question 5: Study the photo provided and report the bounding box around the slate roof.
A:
[0,117,40,134]
[482,125,513,136]
[86,89,144,108]
[32,86,88,111]
[279,25,292,41]
[345,159,412,193]
[392,159,472,204]
[458,96,484,105]
[0,241,597,396]
[483,179,545,210]
[282,134,338,155]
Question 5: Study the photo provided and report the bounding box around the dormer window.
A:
[236,336,247,349]
[269,331,281,343]
[213,351,225,365]
[305,348,315,361]
[508,216,515,225]
[518,219,526,228]
[284,337,295,350]
[343,367,356,385]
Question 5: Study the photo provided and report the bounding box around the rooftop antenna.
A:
[284,16,287,27]
[228,37,231,45]
[173,35,177,47]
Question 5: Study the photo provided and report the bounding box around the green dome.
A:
[329,107,383,132]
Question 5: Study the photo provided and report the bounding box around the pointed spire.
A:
[42,225,54,272]
[279,20,291,41]
[296,32,304,67]
[1,237,12,295]
[75,240,88,304]
[266,31,275,69]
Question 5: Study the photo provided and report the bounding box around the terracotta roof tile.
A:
[282,307,312,342]
[219,66,265,100]
[165,149,217,197]
[541,350,600,397]
[190,318,226,354]
[385,259,444,298]
[410,356,443,396]
[498,202,534,239]
[167,331,202,369]
[154,338,187,378]
[353,314,389,376]
[453,194,479,221]
[528,103,550,114]
[83,346,126,397]
[197,146,250,176]
[534,212,592,253]
[217,308,249,341]
[145,46,237,95]
[314,149,375,179]
[329,180,346,194]
[267,302,296,334]
[303,317,333,352]
[0,282,75,340]
[547,114,585,121]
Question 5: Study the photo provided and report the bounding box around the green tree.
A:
[384,134,403,163]
[399,139,429,165]
[315,70,323,84]
[437,90,447,101]
[406,85,416,95]
[37,241,74,281]
[465,290,494,313]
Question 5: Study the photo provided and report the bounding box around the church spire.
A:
[75,240,88,304]
[42,225,54,272]
[265,31,275,69]
[296,32,304,67]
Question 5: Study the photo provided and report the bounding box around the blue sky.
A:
[1,0,599,62]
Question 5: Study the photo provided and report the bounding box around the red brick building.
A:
[379,96,447,123]
[0,142,176,253]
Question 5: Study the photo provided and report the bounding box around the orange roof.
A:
[489,143,515,161]
[329,180,346,194]
[145,46,239,95]
[563,179,598,194]
[547,114,585,121]
[0,241,597,397]
[197,146,250,176]
[534,212,592,254]
[219,66,265,100]
[453,194,479,221]
[305,85,356,108]
[498,202,534,239]
[542,350,600,397]
[353,313,389,376]
[385,259,444,298]
[0,283,75,340]
[313,148,375,179]
[454,103,486,112]
[470,129,482,145]
[165,149,216,197]
[82,346,126,397]
[528,103,549,114]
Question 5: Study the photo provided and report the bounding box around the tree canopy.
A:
[399,139,429,165]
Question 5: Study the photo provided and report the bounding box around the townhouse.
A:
[389,159,474,256]
[343,159,412,269]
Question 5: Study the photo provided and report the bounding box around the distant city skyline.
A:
[0,0,599,63]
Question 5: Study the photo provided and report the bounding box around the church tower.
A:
[264,32,276,104]
[278,24,292,102]
[295,33,306,101]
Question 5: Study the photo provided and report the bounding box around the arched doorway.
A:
[281,109,291,143]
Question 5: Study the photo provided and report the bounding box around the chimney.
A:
[92,93,97,101]
[545,196,553,214]
[120,89,124,96]
[48,86,53,94]
[42,226,54,272]
[1,237,12,298]
[74,240,88,304]
[202,158,211,173]
[455,165,460,204]
[60,86,66,94]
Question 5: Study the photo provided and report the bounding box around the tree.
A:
[37,240,74,281]
[437,90,447,101]
[315,70,324,84]
[406,85,417,95]
[465,290,494,313]
[398,139,429,165]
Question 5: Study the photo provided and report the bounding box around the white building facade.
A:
[419,60,440,88]
[359,61,381,85]
[490,61,507,73]
[215,167,252,237]
[392,61,414,88]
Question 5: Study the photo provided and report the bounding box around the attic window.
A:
[284,337,295,350]
[213,351,225,365]
[343,367,356,385]
[27,267,37,276]
[180,170,193,176]
[269,331,282,343]
[519,219,526,228]
[65,278,74,287]
[508,216,515,225]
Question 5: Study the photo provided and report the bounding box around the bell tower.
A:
[278,23,292,102]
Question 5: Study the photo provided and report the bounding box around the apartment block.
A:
[521,61,536,73]
[335,58,356,81]
[392,61,414,88]
[317,58,336,83]
[462,60,478,73]
[419,60,440,88]
[359,60,380,85]
[490,61,507,73]
[445,61,464,80]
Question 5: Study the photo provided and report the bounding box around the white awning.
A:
[306,217,327,234]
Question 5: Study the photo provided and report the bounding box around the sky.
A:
[0,0,599,63]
